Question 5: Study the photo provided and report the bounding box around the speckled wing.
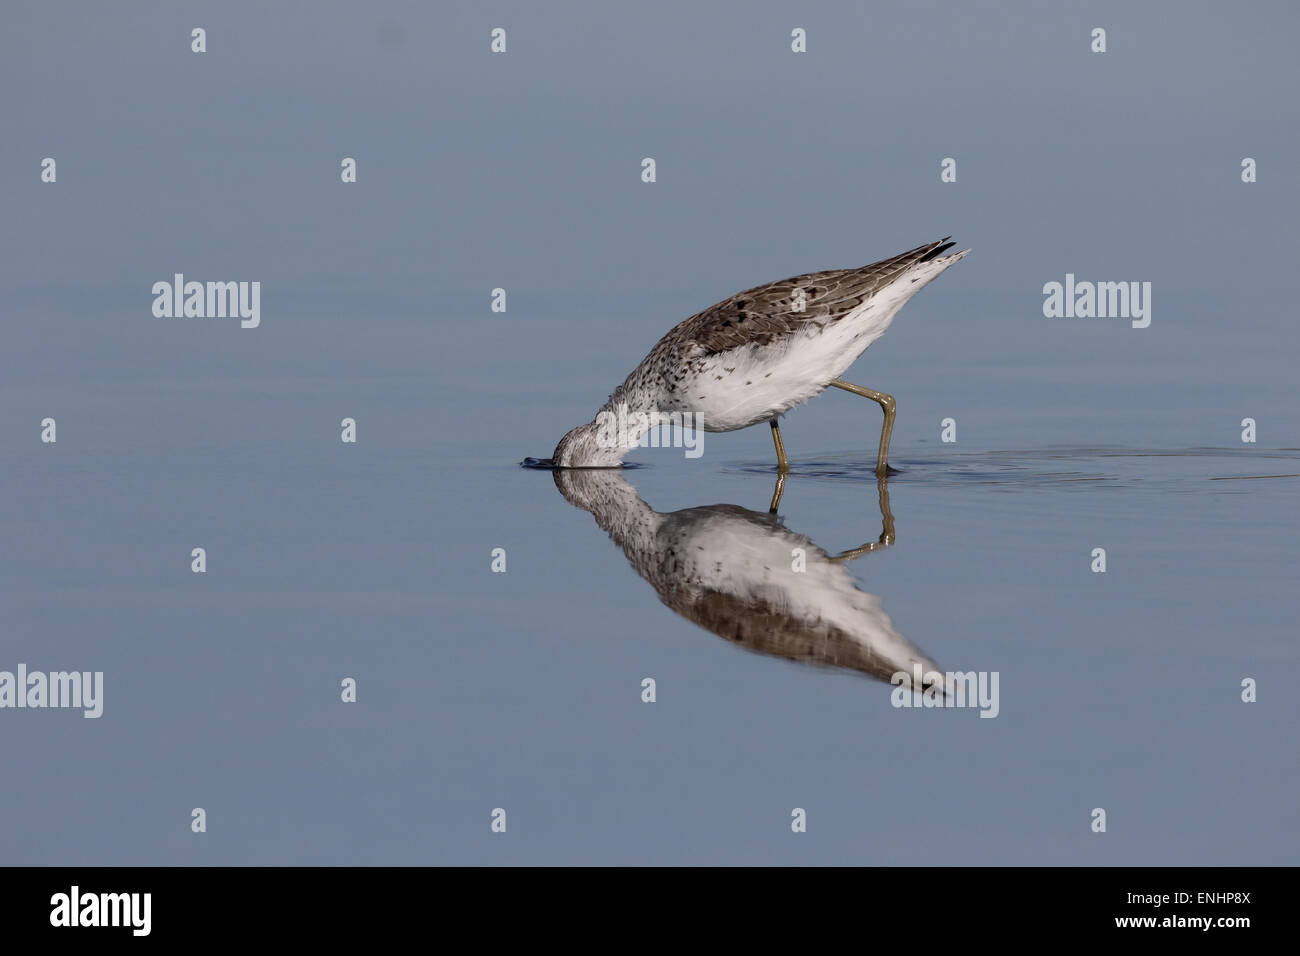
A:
[672,238,956,355]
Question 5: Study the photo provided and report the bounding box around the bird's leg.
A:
[769,419,789,473]
[765,420,791,512]
[829,476,896,561]
[768,472,787,514]
[829,378,897,476]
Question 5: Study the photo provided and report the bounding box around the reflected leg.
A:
[829,476,896,560]
[768,471,787,514]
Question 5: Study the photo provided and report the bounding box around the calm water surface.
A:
[3,309,1296,865]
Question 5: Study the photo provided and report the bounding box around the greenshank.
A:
[551,237,969,474]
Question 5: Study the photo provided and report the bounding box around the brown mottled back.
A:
[664,238,955,355]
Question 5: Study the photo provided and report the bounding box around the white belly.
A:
[668,303,895,432]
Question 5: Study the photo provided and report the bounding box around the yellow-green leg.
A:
[770,419,789,473]
[830,378,897,476]
[768,419,790,513]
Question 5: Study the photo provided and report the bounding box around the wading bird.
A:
[551,238,969,474]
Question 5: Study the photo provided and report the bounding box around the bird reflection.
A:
[552,470,942,686]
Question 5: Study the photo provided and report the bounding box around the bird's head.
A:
[552,421,630,468]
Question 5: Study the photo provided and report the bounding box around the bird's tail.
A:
[918,238,958,262]
[844,237,970,296]
[904,240,971,290]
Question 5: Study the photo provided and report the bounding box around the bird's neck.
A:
[594,391,663,448]
[554,391,660,467]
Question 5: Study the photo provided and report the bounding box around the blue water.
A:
[2,302,1296,865]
